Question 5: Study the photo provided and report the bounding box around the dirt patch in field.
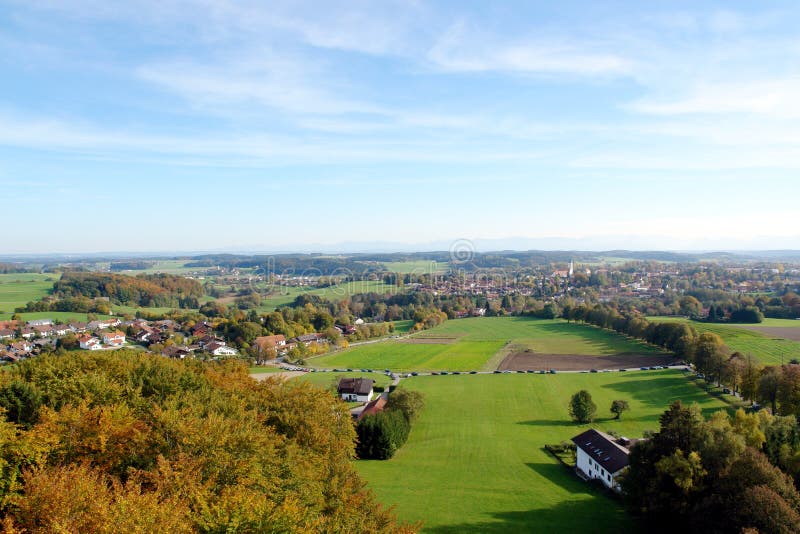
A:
[734,326,800,342]
[398,337,458,345]
[498,352,679,372]
[250,371,305,382]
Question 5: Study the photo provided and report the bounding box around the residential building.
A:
[571,429,631,491]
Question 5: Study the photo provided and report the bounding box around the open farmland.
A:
[0,273,57,314]
[310,317,668,372]
[356,370,730,533]
[649,316,800,366]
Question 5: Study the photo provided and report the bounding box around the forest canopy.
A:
[0,351,413,533]
[52,272,204,308]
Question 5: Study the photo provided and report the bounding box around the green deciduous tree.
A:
[610,399,630,420]
[568,390,596,424]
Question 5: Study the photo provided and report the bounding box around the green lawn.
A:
[649,316,800,366]
[110,304,187,316]
[357,370,731,533]
[310,317,664,372]
[12,311,114,323]
[0,273,57,314]
[391,320,414,334]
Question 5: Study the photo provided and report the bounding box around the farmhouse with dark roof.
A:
[337,377,374,403]
[571,428,632,491]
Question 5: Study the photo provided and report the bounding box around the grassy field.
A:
[133,260,201,275]
[0,273,57,314]
[382,260,449,274]
[649,316,800,366]
[110,304,187,316]
[357,370,731,532]
[11,311,114,323]
[310,317,665,372]
[391,320,414,334]
[258,280,402,310]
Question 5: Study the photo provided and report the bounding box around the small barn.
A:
[337,377,374,403]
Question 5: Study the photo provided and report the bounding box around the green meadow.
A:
[310,317,664,372]
[649,316,800,366]
[0,273,57,314]
[357,370,731,533]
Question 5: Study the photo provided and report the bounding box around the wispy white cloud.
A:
[137,56,383,116]
[427,21,632,76]
[628,78,800,117]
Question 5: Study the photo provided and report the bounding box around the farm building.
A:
[571,429,631,491]
[337,377,374,403]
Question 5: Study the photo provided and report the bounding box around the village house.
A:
[52,325,70,336]
[571,429,632,491]
[162,345,191,359]
[102,331,126,347]
[197,335,224,348]
[337,377,374,403]
[27,319,53,327]
[69,322,88,333]
[205,342,238,356]
[33,325,55,337]
[293,333,327,347]
[79,335,101,350]
[0,329,13,340]
[254,334,286,354]
[9,341,33,355]
[20,328,35,339]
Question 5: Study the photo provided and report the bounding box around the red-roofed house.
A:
[102,331,126,347]
[79,335,101,350]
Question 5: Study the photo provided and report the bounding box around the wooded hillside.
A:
[53,272,204,308]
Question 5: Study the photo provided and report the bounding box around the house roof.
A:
[358,396,387,421]
[337,377,374,396]
[572,429,631,474]
[254,335,286,350]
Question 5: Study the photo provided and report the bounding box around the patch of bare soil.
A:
[734,326,800,342]
[498,352,679,372]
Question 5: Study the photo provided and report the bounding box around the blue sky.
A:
[1,1,799,254]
